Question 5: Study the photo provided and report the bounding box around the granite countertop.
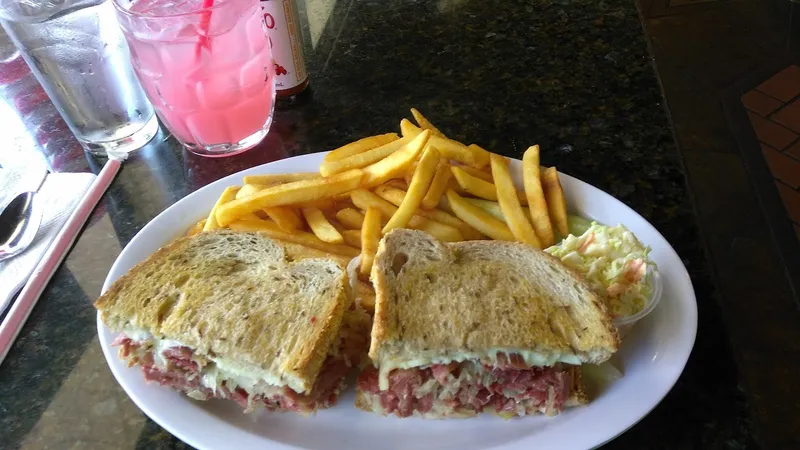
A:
[0,0,756,448]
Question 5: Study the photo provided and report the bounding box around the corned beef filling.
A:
[112,306,370,413]
[115,336,349,413]
[357,355,573,418]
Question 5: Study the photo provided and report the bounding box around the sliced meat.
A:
[274,356,351,412]
[162,346,193,361]
[358,361,574,418]
[379,391,400,413]
[494,352,530,370]
[312,358,350,398]
[113,335,134,358]
[416,393,434,414]
[112,336,353,414]
[396,393,415,417]
[111,334,131,346]
[220,384,250,409]
[141,364,211,399]
[431,362,458,384]
[163,346,199,372]
[496,397,518,413]
[472,388,493,411]
[389,367,424,398]
[554,371,570,411]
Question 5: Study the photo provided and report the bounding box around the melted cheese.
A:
[120,325,298,393]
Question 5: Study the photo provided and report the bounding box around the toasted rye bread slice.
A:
[95,230,349,393]
[369,229,619,370]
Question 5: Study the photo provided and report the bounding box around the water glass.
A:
[0,0,159,155]
[114,0,276,157]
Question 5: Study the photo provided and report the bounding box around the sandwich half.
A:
[356,229,619,418]
[95,230,370,414]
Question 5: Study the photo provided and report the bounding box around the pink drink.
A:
[116,0,275,156]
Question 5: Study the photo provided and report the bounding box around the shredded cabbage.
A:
[546,222,654,318]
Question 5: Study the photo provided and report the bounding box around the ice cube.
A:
[238,55,269,97]
[195,74,239,109]
[129,0,204,17]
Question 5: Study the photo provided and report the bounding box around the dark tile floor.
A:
[637,0,800,447]
[741,65,800,242]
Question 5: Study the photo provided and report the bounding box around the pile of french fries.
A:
[188,108,569,286]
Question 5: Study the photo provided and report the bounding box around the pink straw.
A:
[195,0,213,60]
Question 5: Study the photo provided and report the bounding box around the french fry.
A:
[203,186,240,231]
[383,145,440,233]
[438,195,454,213]
[360,206,382,277]
[296,198,336,210]
[542,167,569,237]
[350,189,462,241]
[375,186,485,240]
[216,169,364,226]
[421,160,452,209]
[464,198,506,222]
[403,160,419,185]
[401,120,488,168]
[451,166,498,200]
[439,140,489,169]
[522,145,555,247]
[416,218,464,241]
[448,177,466,194]
[362,130,430,188]
[228,219,359,257]
[236,183,266,199]
[466,144,492,169]
[335,208,366,229]
[351,189,404,221]
[302,207,344,243]
[242,173,320,185]
[324,133,399,162]
[187,219,206,236]
[332,191,354,202]
[355,280,376,314]
[446,189,516,241]
[460,199,538,233]
[341,229,363,248]
[456,164,493,182]
[333,196,356,209]
[490,153,541,248]
[320,136,410,176]
[399,118,419,138]
[410,108,446,137]
[451,166,528,204]
[385,179,409,190]
[264,206,303,232]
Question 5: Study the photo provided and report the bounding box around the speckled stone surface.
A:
[0,0,757,448]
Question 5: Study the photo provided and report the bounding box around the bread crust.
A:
[95,230,348,393]
[369,230,619,366]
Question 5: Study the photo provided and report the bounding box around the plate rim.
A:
[97,152,698,450]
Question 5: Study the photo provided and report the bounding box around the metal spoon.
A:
[0,192,42,262]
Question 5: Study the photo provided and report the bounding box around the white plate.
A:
[98,153,697,450]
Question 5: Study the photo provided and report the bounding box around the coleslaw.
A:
[546,220,654,318]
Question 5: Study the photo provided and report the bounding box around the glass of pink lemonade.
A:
[113,0,275,157]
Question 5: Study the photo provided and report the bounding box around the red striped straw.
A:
[195,0,213,60]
